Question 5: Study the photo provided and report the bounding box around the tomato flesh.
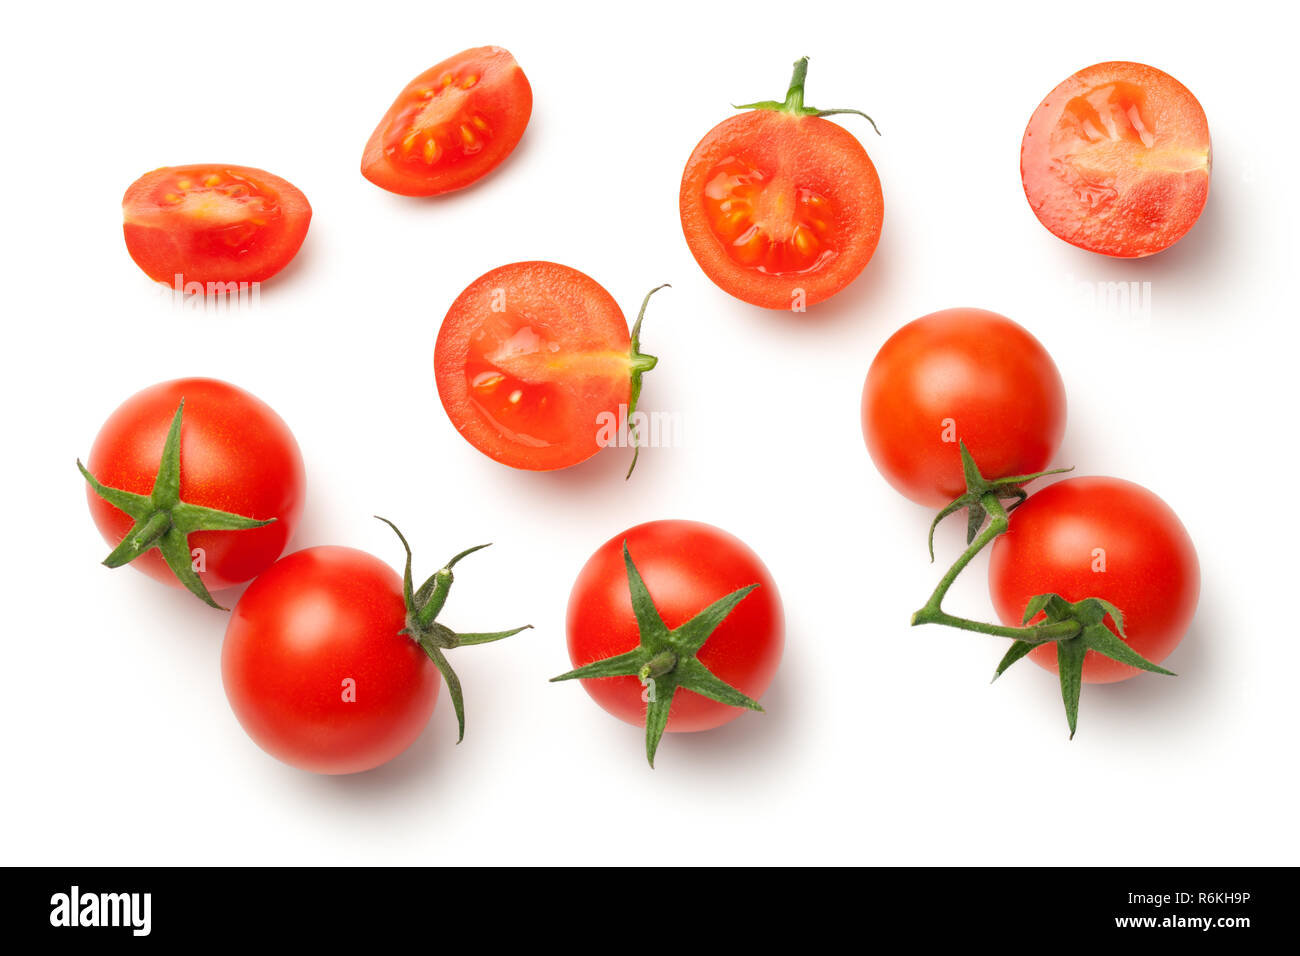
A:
[681,110,882,309]
[989,477,1200,683]
[122,165,311,285]
[1021,61,1210,257]
[362,47,532,197]
[435,261,634,470]
[223,547,440,774]
[861,308,1067,508]
[566,520,784,733]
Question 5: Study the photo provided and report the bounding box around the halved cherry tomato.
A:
[122,165,311,286]
[989,477,1199,683]
[361,46,532,197]
[680,58,883,310]
[435,261,662,472]
[1021,61,1211,258]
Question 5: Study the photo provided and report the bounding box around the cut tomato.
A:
[122,165,311,286]
[435,262,662,471]
[680,58,883,310]
[1021,61,1211,258]
[361,47,532,197]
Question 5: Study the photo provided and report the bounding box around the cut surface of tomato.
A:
[122,165,311,285]
[1021,61,1210,258]
[680,59,883,310]
[362,46,532,197]
[436,262,654,471]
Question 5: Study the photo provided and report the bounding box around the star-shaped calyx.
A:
[78,399,275,609]
[377,518,532,743]
[551,542,764,767]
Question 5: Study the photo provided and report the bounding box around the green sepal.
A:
[625,284,669,480]
[77,398,275,609]
[734,57,880,134]
[550,541,765,768]
[376,517,532,744]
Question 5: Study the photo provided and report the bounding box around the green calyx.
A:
[910,443,1173,737]
[993,593,1174,739]
[624,284,670,480]
[550,542,763,768]
[926,441,1073,560]
[734,56,880,134]
[377,517,532,744]
[77,399,275,609]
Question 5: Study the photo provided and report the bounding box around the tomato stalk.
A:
[909,443,1173,737]
[78,399,276,609]
[550,542,763,768]
[625,284,669,479]
[734,56,881,134]
[377,518,532,743]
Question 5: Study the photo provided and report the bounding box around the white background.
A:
[3,0,1295,866]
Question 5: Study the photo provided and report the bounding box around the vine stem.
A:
[910,492,1081,644]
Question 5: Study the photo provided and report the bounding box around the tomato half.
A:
[565,520,784,735]
[680,58,883,310]
[435,261,659,471]
[84,378,305,594]
[989,477,1199,683]
[122,165,311,286]
[361,47,532,197]
[861,308,1067,508]
[222,547,439,774]
[1021,61,1211,258]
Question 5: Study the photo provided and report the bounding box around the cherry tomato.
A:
[435,261,662,471]
[122,165,311,286]
[861,308,1067,508]
[222,547,438,774]
[680,58,883,310]
[361,46,532,197]
[82,378,305,599]
[1021,61,1211,258]
[988,477,1199,683]
[565,520,784,736]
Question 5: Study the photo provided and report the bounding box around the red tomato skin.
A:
[361,47,532,197]
[435,261,632,471]
[988,477,1199,683]
[122,165,311,285]
[222,547,441,775]
[1021,61,1211,258]
[680,109,883,309]
[84,378,305,593]
[566,520,784,733]
[861,308,1067,508]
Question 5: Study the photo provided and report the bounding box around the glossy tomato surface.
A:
[861,308,1067,508]
[566,520,784,733]
[362,46,532,197]
[85,378,305,592]
[989,477,1199,683]
[680,110,883,309]
[1021,61,1210,257]
[435,261,635,470]
[222,546,441,774]
[122,165,311,285]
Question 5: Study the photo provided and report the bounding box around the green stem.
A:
[911,493,1080,643]
[782,57,809,112]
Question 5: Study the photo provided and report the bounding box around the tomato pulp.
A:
[435,261,660,471]
[989,477,1199,683]
[122,165,311,285]
[680,58,883,310]
[362,47,532,197]
[1021,61,1210,257]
